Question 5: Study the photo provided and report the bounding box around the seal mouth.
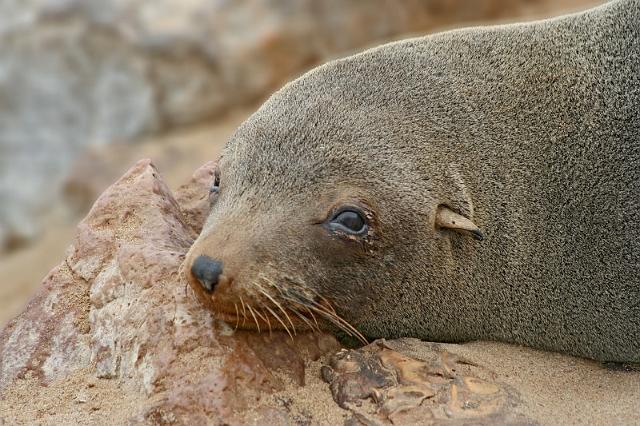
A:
[208,297,368,345]
[212,308,242,325]
[184,265,368,343]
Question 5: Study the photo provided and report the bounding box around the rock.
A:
[60,112,244,217]
[0,0,599,252]
[0,159,342,424]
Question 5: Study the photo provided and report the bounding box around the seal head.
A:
[184,65,486,343]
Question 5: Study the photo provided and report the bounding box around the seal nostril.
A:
[191,255,224,293]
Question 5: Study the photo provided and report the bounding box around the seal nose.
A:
[191,255,224,293]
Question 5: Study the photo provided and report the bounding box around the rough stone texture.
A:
[0,0,600,252]
[0,160,343,424]
[0,160,638,425]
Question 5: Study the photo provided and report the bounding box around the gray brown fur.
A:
[188,0,639,362]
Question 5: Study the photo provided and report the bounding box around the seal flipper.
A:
[436,205,484,241]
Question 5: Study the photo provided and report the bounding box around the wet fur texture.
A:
[187,0,639,362]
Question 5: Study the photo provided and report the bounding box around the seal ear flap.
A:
[435,205,484,241]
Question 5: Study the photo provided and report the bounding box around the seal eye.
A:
[328,209,367,234]
[210,171,221,194]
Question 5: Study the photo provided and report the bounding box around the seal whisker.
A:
[260,276,289,298]
[247,305,261,333]
[280,295,348,333]
[320,309,365,342]
[239,296,248,325]
[308,291,338,315]
[303,306,319,328]
[289,306,319,332]
[309,306,356,339]
[254,308,271,335]
[260,280,366,343]
[264,306,294,340]
[234,303,240,331]
[261,308,273,337]
[278,276,339,317]
[259,274,284,292]
[274,288,356,338]
[295,300,368,345]
[255,284,297,335]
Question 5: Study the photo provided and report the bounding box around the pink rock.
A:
[0,159,340,424]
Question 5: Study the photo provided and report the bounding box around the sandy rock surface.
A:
[2,159,637,425]
[0,160,344,424]
[0,114,244,327]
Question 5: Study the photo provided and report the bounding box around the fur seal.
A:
[185,0,639,363]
